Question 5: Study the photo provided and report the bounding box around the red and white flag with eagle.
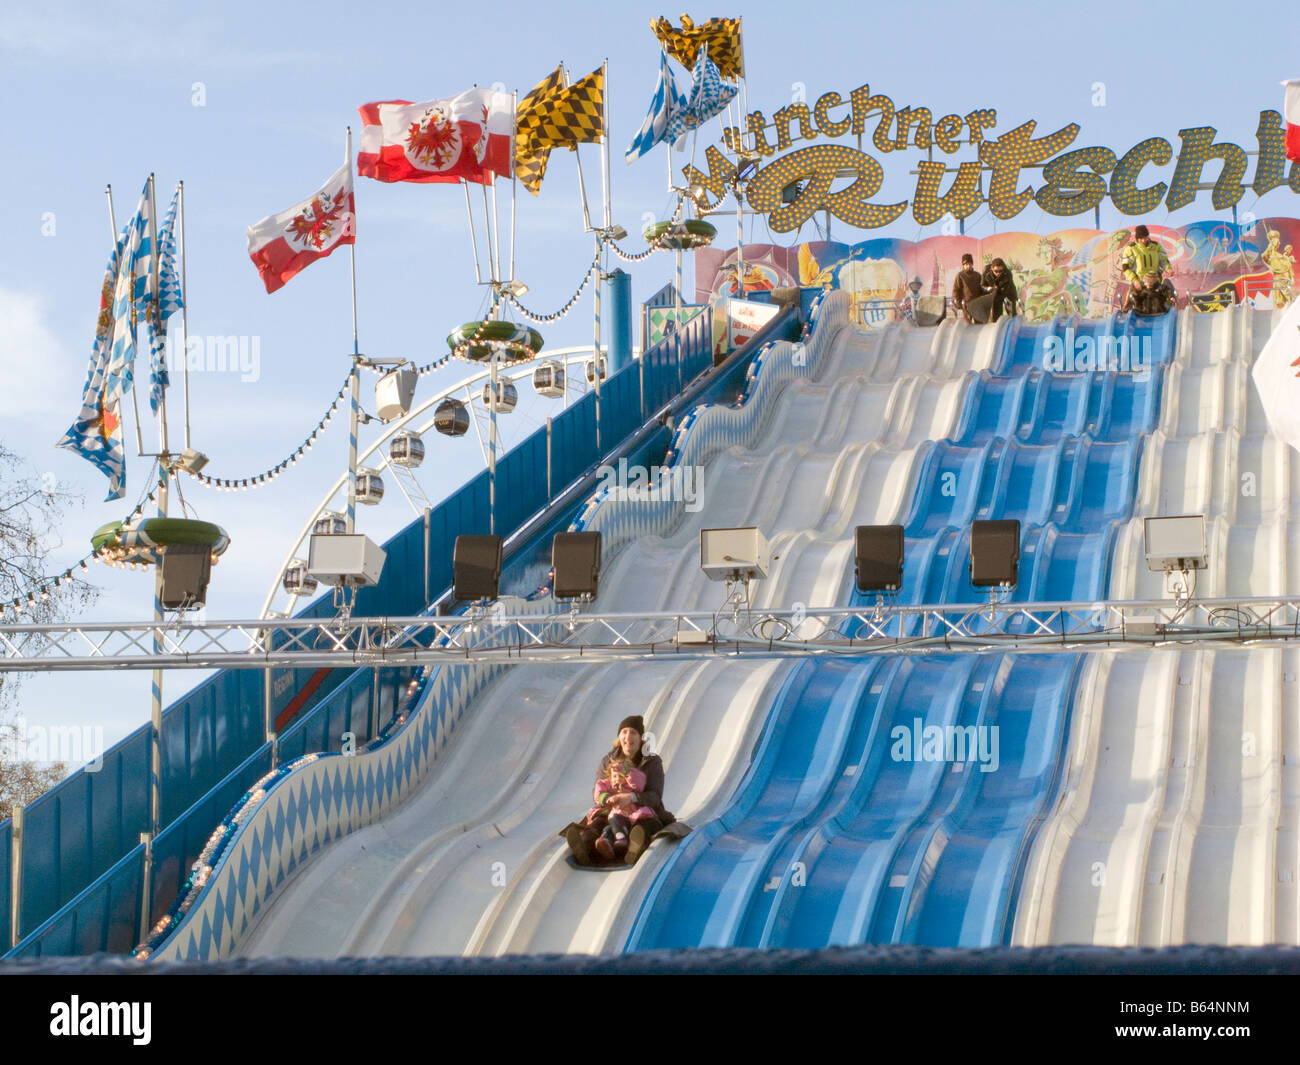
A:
[1285,79,1300,161]
[247,162,356,293]
[357,88,513,184]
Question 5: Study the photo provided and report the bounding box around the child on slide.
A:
[587,758,657,860]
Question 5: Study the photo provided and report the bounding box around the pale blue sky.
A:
[3,0,1299,753]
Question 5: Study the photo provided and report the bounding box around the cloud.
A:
[0,285,74,425]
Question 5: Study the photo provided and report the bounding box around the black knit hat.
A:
[1134,224,1149,239]
[617,715,645,737]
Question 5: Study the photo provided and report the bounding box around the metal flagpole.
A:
[178,181,192,450]
[346,128,361,535]
[569,66,594,232]
[601,59,612,231]
[464,182,483,284]
[481,181,497,283]
[147,172,168,847]
[510,89,518,283]
[491,178,501,283]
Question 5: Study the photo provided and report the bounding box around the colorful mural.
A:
[695,218,1300,324]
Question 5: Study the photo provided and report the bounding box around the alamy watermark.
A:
[166,332,261,382]
[1041,326,1151,379]
[0,716,105,772]
[595,458,704,512]
[890,718,1000,773]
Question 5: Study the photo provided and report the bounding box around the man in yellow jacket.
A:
[1119,224,1171,285]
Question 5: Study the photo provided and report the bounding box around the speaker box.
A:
[160,544,212,609]
[854,525,904,592]
[970,520,1020,588]
[552,531,602,599]
[453,534,503,601]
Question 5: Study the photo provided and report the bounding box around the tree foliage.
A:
[0,442,97,816]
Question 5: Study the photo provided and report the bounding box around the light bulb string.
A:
[608,239,657,263]
[1,466,168,617]
[502,256,600,323]
[182,371,354,492]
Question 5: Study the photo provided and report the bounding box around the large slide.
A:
[626,312,1175,950]
[236,310,1006,957]
[1014,303,1300,947]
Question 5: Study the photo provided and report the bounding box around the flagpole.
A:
[346,128,361,536]
[105,183,117,241]
[569,66,594,231]
[481,181,497,283]
[179,181,192,451]
[147,172,168,850]
[464,182,483,284]
[510,89,518,283]
[601,58,612,231]
[490,178,501,283]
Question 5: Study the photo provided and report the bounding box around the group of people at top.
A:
[949,224,1175,323]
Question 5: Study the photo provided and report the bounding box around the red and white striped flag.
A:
[1285,79,1300,161]
[357,88,513,184]
[247,163,356,294]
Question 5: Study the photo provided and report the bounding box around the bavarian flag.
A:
[515,65,605,195]
[516,64,565,195]
[651,15,743,81]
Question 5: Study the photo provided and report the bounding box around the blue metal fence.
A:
[0,818,10,954]
[0,296,738,957]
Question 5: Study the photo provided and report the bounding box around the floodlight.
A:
[375,365,417,422]
[160,545,212,609]
[552,531,602,600]
[307,533,387,587]
[700,527,771,583]
[453,534,503,601]
[854,525,904,593]
[1144,515,1207,572]
[970,520,1020,588]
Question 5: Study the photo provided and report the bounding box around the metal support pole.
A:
[736,189,744,298]
[546,417,553,501]
[148,179,168,845]
[370,667,380,743]
[138,831,153,943]
[179,181,192,451]
[9,803,22,948]
[263,665,274,745]
[594,242,603,453]
[423,507,431,607]
[489,351,498,534]
[346,360,360,533]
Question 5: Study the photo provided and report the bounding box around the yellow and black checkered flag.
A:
[515,65,605,195]
[516,64,565,195]
[539,66,605,149]
[651,15,743,81]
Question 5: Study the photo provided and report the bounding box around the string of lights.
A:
[0,466,169,618]
[181,372,354,492]
[607,240,658,263]
[133,668,431,960]
[504,257,600,323]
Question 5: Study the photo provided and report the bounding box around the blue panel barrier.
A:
[17,723,151,940]
[8,843,145,959]
[0,818,10,954]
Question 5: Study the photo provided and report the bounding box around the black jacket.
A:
[981,266,1018,308]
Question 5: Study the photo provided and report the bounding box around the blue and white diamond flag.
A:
[625,48,687,162]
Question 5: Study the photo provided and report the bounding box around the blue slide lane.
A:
[626,311,1175,950]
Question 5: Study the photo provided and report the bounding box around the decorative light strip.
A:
[132,669,432,960]
[0,467,167,619]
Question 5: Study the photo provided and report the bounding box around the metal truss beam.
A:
[4,597,1300,672]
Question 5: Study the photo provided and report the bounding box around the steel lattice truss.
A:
[5,597,1300,672]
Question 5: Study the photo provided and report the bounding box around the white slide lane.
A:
[236,316,1007,958]
[1015,304,1300,946]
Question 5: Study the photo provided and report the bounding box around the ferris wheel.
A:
[260,346,622,619]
